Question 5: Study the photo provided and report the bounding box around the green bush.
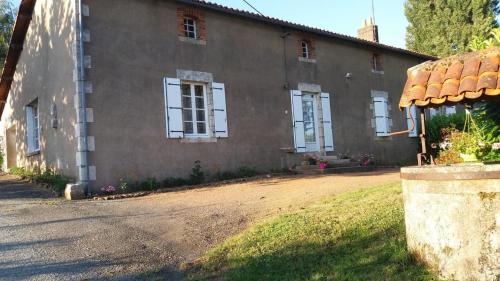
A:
[189,160,205,185]
[10,167,71,195]
[213,166,258,181]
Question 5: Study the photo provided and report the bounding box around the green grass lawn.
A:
[186,182,439,281]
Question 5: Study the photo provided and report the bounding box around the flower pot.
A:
[460,153,478,162]
[319,162,327,170]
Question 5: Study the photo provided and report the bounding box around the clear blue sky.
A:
[8,0,410,48]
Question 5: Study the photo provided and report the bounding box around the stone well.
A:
[401,164,499,281]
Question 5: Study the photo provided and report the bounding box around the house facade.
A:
[0,0,433,192]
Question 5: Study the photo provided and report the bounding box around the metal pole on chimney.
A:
[371,0,376,24]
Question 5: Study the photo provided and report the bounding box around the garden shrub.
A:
[213,166,258,181]
[426,113,465,150]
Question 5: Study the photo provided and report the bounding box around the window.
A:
[183,17,197,39]
[26,100,40,153]
[372,53,383,72]
[164,77,228,139]
[181,83,208,136]
[429,106,456,118]
[373,96,391,137]
[301,40,310,59]
[177,8,206,41]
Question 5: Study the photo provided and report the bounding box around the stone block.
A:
[65,183,86,200]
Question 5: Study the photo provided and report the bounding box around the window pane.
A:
[197,122,207,134]
[195,97,204,109]
[183,109,193,122]
[184,122,194,134]
[182,95,192,109]
[181,84,190,95]
[196,110,206,121]
[302,101,314,122]
[304,122,316,142]
[194,85,203,97]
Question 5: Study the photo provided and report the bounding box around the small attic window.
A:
[372,53,384,72]
[184,17,197,39]
[301,40,310,58]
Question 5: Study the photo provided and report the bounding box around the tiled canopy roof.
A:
[399,47,500,109]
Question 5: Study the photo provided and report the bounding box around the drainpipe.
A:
[75,0,90,195]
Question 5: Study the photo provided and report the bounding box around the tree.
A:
[0,0,15,70]
[405,0,499,57]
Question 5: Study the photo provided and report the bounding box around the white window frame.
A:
[26,100,40,153]
[181,82,209,138]
[301,40,309,59]
[184,17,197,39]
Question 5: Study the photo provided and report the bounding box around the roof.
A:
[0,0,36,119]
[399,47,500,109]
[0,0,435,119]
[179,0,435,60]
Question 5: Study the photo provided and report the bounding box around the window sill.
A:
[181,137,217,143]
[178,36,207,45]
[371,69,385,75]
[375,136,393,141]
[298,57,317,63]
[27,150,41,157]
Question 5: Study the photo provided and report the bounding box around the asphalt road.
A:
[0,170,400,280]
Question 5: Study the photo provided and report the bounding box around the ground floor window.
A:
[164,77,228,139]
[26,100,40,153]
[181,83,208,137]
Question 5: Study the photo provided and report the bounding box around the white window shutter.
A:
[164,78,184,138]
[374,97,390,137]
[212,82,228,138]
[26,107,34,152]
[291,90,306,153]
[321,93,334,152]
[406,105,418,137]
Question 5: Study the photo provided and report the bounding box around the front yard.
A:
[186,183,438,281]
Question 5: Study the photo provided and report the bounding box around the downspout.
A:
[75,0,90,195]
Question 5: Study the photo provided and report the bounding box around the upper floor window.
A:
[301,40,310,58]
[297,37,316,61]
[26,100,40,153]
[372,53,384,72]
[177,8,206,42]
[184,17,197,39]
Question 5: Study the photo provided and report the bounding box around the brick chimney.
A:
[357,17,379,43]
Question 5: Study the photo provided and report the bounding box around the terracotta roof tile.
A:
[399,47,500,109]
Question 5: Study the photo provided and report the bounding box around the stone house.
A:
[0,0,434,193]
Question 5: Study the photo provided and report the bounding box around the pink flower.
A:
[493,143,500,150]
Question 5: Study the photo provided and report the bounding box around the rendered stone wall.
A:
[401,165,500,281]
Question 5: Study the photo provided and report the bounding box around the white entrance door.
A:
[302,94,320,152]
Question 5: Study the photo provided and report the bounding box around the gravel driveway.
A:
[0,170,400,281]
